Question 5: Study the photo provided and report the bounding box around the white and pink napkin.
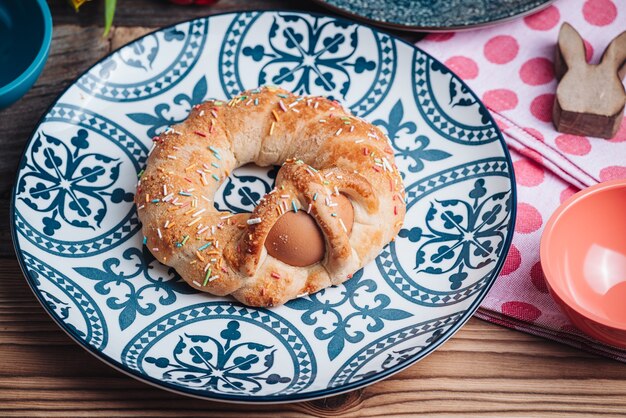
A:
[418,0,626,360]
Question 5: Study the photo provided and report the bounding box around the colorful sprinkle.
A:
[292,200,298,213]
[247,217,262,225]
[194,131,206,138]
[203,268,212,286]
[192,208,206,217]
[212,174,220,181]
[187,217,202,227]
[198,242,212,251]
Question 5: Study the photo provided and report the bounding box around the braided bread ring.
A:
[135,87,406,307]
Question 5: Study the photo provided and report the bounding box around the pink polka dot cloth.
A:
[419,0,626,361]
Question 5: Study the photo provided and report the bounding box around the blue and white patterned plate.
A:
[11,11,516,403]
[313,0,554,31]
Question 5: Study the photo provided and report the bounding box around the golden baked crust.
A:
[135,86,406,307]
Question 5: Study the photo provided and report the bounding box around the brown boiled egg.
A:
[265,194,354,267]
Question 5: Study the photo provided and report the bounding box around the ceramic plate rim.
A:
[10,9,517,404]
[310,0,555,32]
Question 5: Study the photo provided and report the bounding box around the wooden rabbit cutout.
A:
[554,23,626,139]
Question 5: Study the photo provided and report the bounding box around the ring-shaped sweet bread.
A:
[135,86,406,307]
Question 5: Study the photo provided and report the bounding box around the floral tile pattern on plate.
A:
[12,11,515,402]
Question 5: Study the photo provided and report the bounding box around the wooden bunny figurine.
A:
[553,23,626,139]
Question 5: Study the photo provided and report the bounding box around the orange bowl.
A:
[540,179,626,348]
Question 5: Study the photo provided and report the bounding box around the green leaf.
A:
[103,0,117,36]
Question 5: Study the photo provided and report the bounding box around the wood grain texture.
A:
[1,1,626,416]
[1,254,626,417]
[553,23,626,139]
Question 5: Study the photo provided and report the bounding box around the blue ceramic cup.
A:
[0,0,52,109]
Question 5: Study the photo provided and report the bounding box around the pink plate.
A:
[541,179,626,348]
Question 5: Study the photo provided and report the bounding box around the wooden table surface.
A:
[1,1,626,416]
